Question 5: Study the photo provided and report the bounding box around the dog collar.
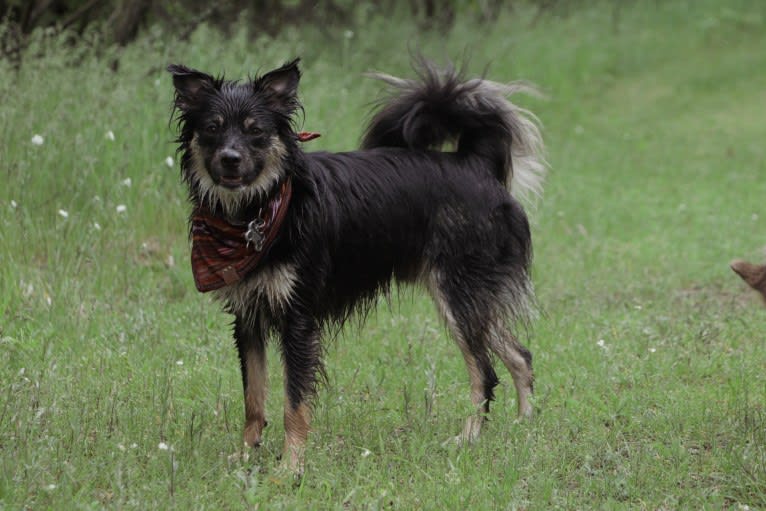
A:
[190,178,292,292]
[297,131,321,142]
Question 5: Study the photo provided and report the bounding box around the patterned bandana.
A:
[187,131,318,292]
[190,178,292,292]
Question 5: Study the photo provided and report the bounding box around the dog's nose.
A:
[220,149,242,169]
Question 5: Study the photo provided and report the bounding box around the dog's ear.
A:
[257,59,301,110]
[167,64,217,111]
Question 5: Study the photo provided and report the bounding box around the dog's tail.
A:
[362,59,546,202]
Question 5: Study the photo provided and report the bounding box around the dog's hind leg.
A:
[488,322,534,419]
[453,341,498,444]
[279,311,322,475]
[234,315,269,448]
[428,277,499,445]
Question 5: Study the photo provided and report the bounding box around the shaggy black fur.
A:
[168,58,544,458]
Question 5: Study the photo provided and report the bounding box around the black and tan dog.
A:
[168,58,545,472]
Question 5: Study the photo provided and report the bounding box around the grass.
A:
[1,0,766,508]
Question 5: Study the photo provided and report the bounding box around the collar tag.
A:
[245,216,267,251]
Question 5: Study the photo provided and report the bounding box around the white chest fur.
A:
[213,263,298,316]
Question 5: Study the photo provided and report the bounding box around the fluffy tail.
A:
[362,59,546,202]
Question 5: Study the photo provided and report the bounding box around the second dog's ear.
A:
[258,59,301,108]
[167,64,217,111]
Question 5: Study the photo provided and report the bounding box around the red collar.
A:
[297,131,321,142]
[190,178,292,292]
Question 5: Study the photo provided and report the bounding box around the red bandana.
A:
[190,179,292,292]
[188,132,318,292]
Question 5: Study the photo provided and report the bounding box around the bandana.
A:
[188,132,318,292]
[190,178,292,292]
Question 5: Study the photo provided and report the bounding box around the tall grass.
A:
[1,1,765,508]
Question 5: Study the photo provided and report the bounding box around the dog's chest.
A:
[213,263,298,315]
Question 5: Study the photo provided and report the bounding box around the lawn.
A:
[1,1,765,509]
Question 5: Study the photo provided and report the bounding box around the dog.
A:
[167,58,546,473]
[731,254,766,304]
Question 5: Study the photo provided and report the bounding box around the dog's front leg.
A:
[234,315,268,448]
[280,310,321,475]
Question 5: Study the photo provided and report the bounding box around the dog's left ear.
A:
[258,59,301,110]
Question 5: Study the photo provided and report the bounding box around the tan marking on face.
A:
[248,136,287,193]
[187,134,288,217]
[242,347,268,447]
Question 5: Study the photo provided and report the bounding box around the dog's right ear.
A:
[167,64,217,111]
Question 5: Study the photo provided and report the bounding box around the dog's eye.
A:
[205,123,220,134]
[248,125,264,136]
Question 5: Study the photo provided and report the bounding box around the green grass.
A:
[2,1,766,508]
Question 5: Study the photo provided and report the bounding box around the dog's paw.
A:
[516,402,534,422]
[442,415,484,448]
[275,454,305,483]
[243,419,268,448]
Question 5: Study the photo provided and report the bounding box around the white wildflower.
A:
[360,448,371,458]
[31,134,44,146]
[58,209,69,218]
[116,204,127,213]
[176,360,183,366]
[130,443,138,449]
[121,178,132,187]
[93,222,101,231]
[649,348,656,353]
[158,442,169,451]
[596,339,607,349]
[118,443,126,452]
[344,29,354,39]
[45,484,57,491]
[165,156,174,168]
[106,130,116,141]
[10,200,17,209]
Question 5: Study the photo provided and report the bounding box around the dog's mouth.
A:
[217,175,247,188]
[213,167,260,189]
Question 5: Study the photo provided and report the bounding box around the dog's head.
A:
[168,60,301,213]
